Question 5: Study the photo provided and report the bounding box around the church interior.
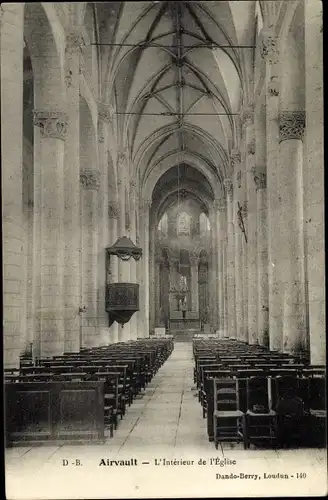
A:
[2,1,326,497]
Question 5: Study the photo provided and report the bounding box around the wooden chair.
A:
[308,376,326,447]
[274,376,310,448]
[245,376,278,449]
[213,378,247,450]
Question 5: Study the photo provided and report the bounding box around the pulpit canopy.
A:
[106,236,142,261]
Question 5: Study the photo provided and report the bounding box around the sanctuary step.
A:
[171,329,199,342]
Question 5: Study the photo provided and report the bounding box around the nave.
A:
[5,342,327,499]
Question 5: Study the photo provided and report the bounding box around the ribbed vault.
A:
[96,1,257,201]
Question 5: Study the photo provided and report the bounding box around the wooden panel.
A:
[7,389,52,438]
[5,381,104,445]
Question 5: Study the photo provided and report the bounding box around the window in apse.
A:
[199,212,210,236]
[177,211,190,236]
[158,213,168,237]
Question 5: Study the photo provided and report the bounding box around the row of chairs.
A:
[5,338,174,438]
[193,338,326,449]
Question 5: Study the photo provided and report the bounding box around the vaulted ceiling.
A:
[96,1,259,203]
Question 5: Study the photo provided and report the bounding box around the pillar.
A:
[215,201,227,336]
[304,0,325,364]
[108,201,119,343]
[1,4,25,367]
[254,169,269,346]
[97,104,111,346]
[80,170,100,348]
[138,198,151,337]
[63,29,84,353]
[149,224,156,334]
[278,111,307,354]
[224,179,236,338]
[260,28,282,351]
[190,256,199,314]
[117,153,130,341]
[209,206,218,332]
[241,106,257,345]
[231,151,245,341]
[129,180,138,340]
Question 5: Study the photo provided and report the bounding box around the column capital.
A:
[259,27,278,64]
[230,149,241,169]
[65,29,85,54]
[224,178,233,197]
[247,138,256,156]
[240,104,254,125]
[33,110,68,141]
[80,169,100,190]
[278,111,305,142]
[117,150,129,168]
[140,198,152,212]
[253,167,267,190]
[108,201,120,218]
[98,101,114,124]
[213,198,226,212]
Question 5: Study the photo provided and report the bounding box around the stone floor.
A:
[5,343,327,499]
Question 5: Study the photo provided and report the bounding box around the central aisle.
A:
[111,341,208,451]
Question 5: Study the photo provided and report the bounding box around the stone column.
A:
[215,201,227,336]
[224,179,236,338]
[1,4,25,367]
[241,106,257,345]
[80,169,100,348]
[108,201,119,343]
[304,0,325,364]
[209,207,218,331]
[278,111,307,354]
[116,156,130,341]
[254,169,269,346]
[63,29,84,353]
[155,256,162,326]
[260,28,282,351]
[32,110,68,357]
[138,198,151,337]
[149,224,156,334]
[97,105,112,346]
[231,151,245,341]
[129,180,138,340]
[190,256,199,314]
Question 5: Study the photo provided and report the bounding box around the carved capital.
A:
[98,101,114,124]
[33,110,68,141]
[268,75,279,97]
[224,179,233,198]
[241,104,254,125]
[278,111,306,142]
[259,28,278,64]
[247,139,256,156]
[80,169,100,190]
[253,167,267,190]
[140,198,152,212]
[65,30,85,54]
[117,151,128,168]
[108,201,120,218]
[213,198,225,212]
[230,149,241,168]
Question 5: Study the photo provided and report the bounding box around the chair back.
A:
[214,378,239,411]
